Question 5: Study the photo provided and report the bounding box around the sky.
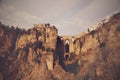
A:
[0,0,120,35]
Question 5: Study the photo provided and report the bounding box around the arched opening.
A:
[65,40,70,53]
[65,54,69,60]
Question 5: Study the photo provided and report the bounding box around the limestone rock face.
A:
[66,12,120,80]
[16,24,57,50]
[45,54,54,71]
[0,25,26,57]
[0,23,58,80]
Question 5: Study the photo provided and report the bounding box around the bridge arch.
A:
[65,40,70,53]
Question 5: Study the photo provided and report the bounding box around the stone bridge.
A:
[59,35,80,59]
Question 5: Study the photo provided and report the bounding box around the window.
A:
[65,40,69,53]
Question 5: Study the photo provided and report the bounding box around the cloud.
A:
[73,0,120,23]
[0,0,93,31]
[65,0,120,30]
[0,4,40,28]
[1,0,80,18]
[56,0,120,35]
[0,0,120,35]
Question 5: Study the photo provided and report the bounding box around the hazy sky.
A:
[0,0,120,35]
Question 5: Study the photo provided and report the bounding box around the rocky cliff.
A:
[67,12,120,80]
[0,23,59,80]
[0,12,120,80]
